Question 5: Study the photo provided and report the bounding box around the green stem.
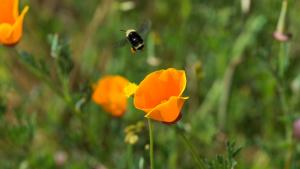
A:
[275,1,292,168]
[177,130,206,169]
[54,57,80,114]
[127,145,133,169]
[147,119,154,169]
[276,0,288,33]
[218,58,241,130]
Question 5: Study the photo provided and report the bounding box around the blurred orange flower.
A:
[0,0,29,45]
[92,75,129,117]
[128,68,188,123]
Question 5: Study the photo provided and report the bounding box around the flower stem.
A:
[127,144,133,169]
[276,0,288,33]
[147,119,154,169]
[177,129,206,169]
[274,0,293,168]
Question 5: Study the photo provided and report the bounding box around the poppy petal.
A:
[0,0,15,23]
[145,96,188,123]
[92,75,129,117]
[13,0,19,20]
[134,68,186,110]
[6,6,29,45]
[0,23,13,44]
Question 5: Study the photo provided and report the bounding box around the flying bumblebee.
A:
[118,20,151,53]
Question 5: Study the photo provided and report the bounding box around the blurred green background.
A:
[0,0,300,168]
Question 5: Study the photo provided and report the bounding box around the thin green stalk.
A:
[147,119,154,169]
[54,57,80,114]
[127,145,133,169]
[276,0,288,33]
[278,46,293,169]
[178,130,206,169]
[274,0,293,168]
[218,58,242,130]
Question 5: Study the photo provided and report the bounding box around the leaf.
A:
[18,51,50,77]
[48,34,74,76]
[207,141,242,169]
[5,112,36,146]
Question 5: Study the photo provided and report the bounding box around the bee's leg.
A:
[130,47,136,54]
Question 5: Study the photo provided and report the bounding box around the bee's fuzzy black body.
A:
[117,21,151,53]
[126,29,144,52]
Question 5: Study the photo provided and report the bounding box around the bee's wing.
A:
[138,20,152,39]
[114,38,128,48]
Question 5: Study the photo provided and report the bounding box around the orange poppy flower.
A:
[92,75,129,117]
[127,68,188,123]
[0,0,29,45]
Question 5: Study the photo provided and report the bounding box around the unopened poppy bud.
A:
[54,151,68,166]
[124,132,139,145]
[273,31,292,42]
[241,0,251,14]
[293,119,300,140]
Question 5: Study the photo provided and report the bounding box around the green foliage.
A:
[207,142,242,169]
[0,0,300,168]
[48,34,74,76]
[0,99,6,119]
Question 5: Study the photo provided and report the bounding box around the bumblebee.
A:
[118,20,151,53]
[125,29,144,53]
